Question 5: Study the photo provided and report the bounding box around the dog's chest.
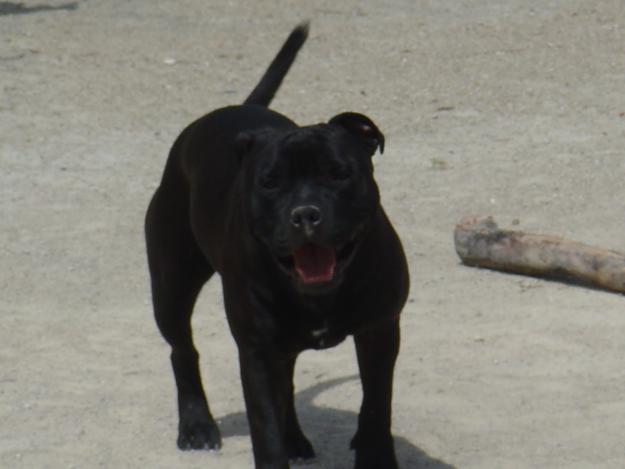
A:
[295,315,347,350]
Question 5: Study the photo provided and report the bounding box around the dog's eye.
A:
[260,175,280,190]
[330,168,351,181]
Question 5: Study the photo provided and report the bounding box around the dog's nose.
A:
[290,205,322,234]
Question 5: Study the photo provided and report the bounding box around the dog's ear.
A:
[328,112,385,155]
[235,131,256,161]
[235,129,274,162]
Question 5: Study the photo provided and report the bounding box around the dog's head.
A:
[236,112,385,294]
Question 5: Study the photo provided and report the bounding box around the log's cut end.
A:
[454,215,501,265]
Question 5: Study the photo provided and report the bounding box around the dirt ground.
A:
[2,1,625,468]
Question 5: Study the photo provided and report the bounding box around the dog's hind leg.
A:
[145,186,221,450]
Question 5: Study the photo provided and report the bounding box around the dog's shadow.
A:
[217,375,456,469]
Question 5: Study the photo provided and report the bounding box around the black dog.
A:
[145,22,409,469]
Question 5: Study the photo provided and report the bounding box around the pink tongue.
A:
[293,244,336,284]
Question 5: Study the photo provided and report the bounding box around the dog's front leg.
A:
[239,349,292,469]
[351,318,400,469]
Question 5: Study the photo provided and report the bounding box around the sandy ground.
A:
[2,1,625,468]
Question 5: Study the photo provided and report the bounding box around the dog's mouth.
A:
[278,239,358,285]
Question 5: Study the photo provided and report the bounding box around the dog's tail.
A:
[244,21,309,107]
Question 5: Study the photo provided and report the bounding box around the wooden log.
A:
[454,215,625,294]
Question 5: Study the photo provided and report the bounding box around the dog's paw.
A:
[177,418,222,451]
[351,432,397,469]
[354,452,398,469]
[286,431,315,462]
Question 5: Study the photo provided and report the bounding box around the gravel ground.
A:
[2,1,625,468]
